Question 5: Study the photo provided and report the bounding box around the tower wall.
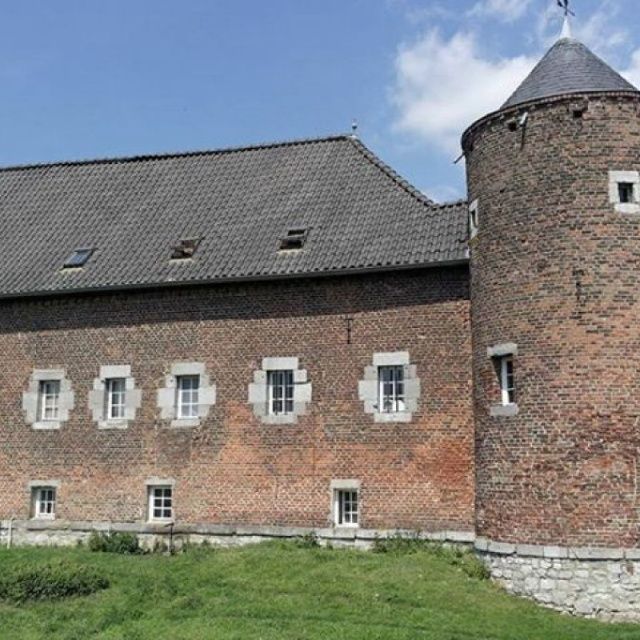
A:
[465,94,640,619]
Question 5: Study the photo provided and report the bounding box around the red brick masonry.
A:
[0,266,474,533]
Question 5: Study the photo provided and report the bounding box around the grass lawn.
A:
[0,541,639,639]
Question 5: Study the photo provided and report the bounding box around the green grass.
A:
[0,542,639,639]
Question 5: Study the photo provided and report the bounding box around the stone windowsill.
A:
[169,418,201,429]
[32,420,62,430]
[490,403,519,417]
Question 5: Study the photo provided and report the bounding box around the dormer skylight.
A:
[171,237,201,260]
[62,248,94,269]
[279,228,308,251]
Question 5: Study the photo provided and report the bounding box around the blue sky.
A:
[1,0,638,201]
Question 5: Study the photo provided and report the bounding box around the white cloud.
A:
[469,0,532,23]
[391,30,536,153]
[622,49,640,89]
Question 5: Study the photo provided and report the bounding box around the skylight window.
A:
[63,248,93,269]
[171,237,201,260]
[279,228,308,251]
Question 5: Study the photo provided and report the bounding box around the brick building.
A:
[3,24,640,618]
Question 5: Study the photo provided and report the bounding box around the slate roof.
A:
[502,37,639,110]
[0,135,468,299]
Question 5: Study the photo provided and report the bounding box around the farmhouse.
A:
[3,24,640,619]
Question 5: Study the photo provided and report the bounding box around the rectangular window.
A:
[618,182,635,204]
[106,378,126,420]
[39,380,61,421]
[378,365,405,413]
[33,487,56,519]
[176,375,200,419]
[499,355,516,406]
[267,370,294,415]
[334,489,359,527]
[148,486,173,521]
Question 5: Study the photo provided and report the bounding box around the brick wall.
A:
[465,94,640,547]
[0,266,474,533]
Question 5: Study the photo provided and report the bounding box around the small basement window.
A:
[279,228,308,251]
[32,486,56,520]
[148,486,173,522]
[171,237,201,260]
[63,248,93,269]
[334,488,359,527]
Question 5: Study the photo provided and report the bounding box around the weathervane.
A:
[557,0,575,18]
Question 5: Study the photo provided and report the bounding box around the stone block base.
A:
[477,539,640,622]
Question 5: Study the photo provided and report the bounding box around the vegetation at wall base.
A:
[87,531,142,555]
[0,542,638,639]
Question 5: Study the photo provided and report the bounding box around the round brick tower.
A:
[463,29,640,618]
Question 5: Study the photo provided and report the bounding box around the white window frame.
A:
[148,485,173,522]
[333,489,359,527]
[176,374,200,419]
[378,365,406,414]
[39,380,61,422]
[468,199,479,239]
[33,486,57,520]
[499,355,516,406]
[266,369,294,416]
[105,377,127,420]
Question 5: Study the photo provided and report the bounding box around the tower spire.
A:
[557,0,574,40]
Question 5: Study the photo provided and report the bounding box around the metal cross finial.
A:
[557,0,575,18]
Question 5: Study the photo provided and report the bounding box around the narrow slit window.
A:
[499,355,516,406]
[267,370,294,415]
[334,489,359,527]
[378,365,405,413]
[63,248,93,269]
[176,375,200,419]
[39,380,61,421]
[618,182,635,204]
[33,487,56,519]
[106,378,126,420]
[148,486,173,521]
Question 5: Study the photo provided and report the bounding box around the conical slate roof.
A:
[502,37,639,109]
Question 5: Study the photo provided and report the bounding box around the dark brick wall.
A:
[0,267,474,532]
[466,95,640,547]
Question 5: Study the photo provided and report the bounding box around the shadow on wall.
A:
[0,266,469,334]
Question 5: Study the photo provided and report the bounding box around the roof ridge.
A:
[0,133,353,173]
[346,136,436,208]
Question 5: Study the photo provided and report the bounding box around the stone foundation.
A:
[0,519,474,552]
[477,538,640,621]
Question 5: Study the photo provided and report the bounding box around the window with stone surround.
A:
[248,357,311,424]
[156,363,216,428]
[331,480,360,527]
[378,365,405,414]
[176,375,200,419]
[148,485,173,522]
[609,170,640,214]
[358,352,420,422]
[89,365,142,429]
[267,369,294,416]
[39,380,60,421]
[487,343,519,417]
[32,486,57,520]
[23,369,74,430]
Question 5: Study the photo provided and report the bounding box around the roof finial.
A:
[557,0,574,39]
[351,118,359,138]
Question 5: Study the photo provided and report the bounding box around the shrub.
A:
[0,562,109,604]
[293,532,320,549]
[88,531,142,555]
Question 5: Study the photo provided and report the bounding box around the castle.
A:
[1,24,640,619]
